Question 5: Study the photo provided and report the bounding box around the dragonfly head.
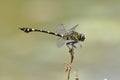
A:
[79,33,85,41]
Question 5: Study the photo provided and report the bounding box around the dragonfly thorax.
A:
[63,31,84,41]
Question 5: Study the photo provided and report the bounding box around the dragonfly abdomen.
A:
[19,27,63,38]
[42,30,63,37]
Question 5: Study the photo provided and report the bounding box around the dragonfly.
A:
[19,24,85,49]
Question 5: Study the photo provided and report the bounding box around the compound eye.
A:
[80,34,85,41]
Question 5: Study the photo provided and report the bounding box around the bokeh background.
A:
[0,0,120,80]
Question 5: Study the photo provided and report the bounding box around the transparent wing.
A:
[73,43,82,52]
[68,24,79,32]
[55,24,67,34]
[72,42,82,50]
[57,38,65,48]
[73,37,82,49]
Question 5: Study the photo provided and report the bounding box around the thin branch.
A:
[66,47,74,80]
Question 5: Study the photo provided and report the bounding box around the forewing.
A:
[68,24,79,32]
[57,38,65,48]
[55,24,67,34]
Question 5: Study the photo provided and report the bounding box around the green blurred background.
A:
[0,0,120,80]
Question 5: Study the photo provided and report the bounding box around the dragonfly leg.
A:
[66,40,78,49]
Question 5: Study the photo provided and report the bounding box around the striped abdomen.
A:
[19,27,63,38]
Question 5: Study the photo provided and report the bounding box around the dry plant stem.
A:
[66,47,74,80]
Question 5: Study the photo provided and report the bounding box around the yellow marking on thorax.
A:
[77,34,80,39]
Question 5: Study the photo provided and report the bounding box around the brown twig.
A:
[66,47,74,80]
